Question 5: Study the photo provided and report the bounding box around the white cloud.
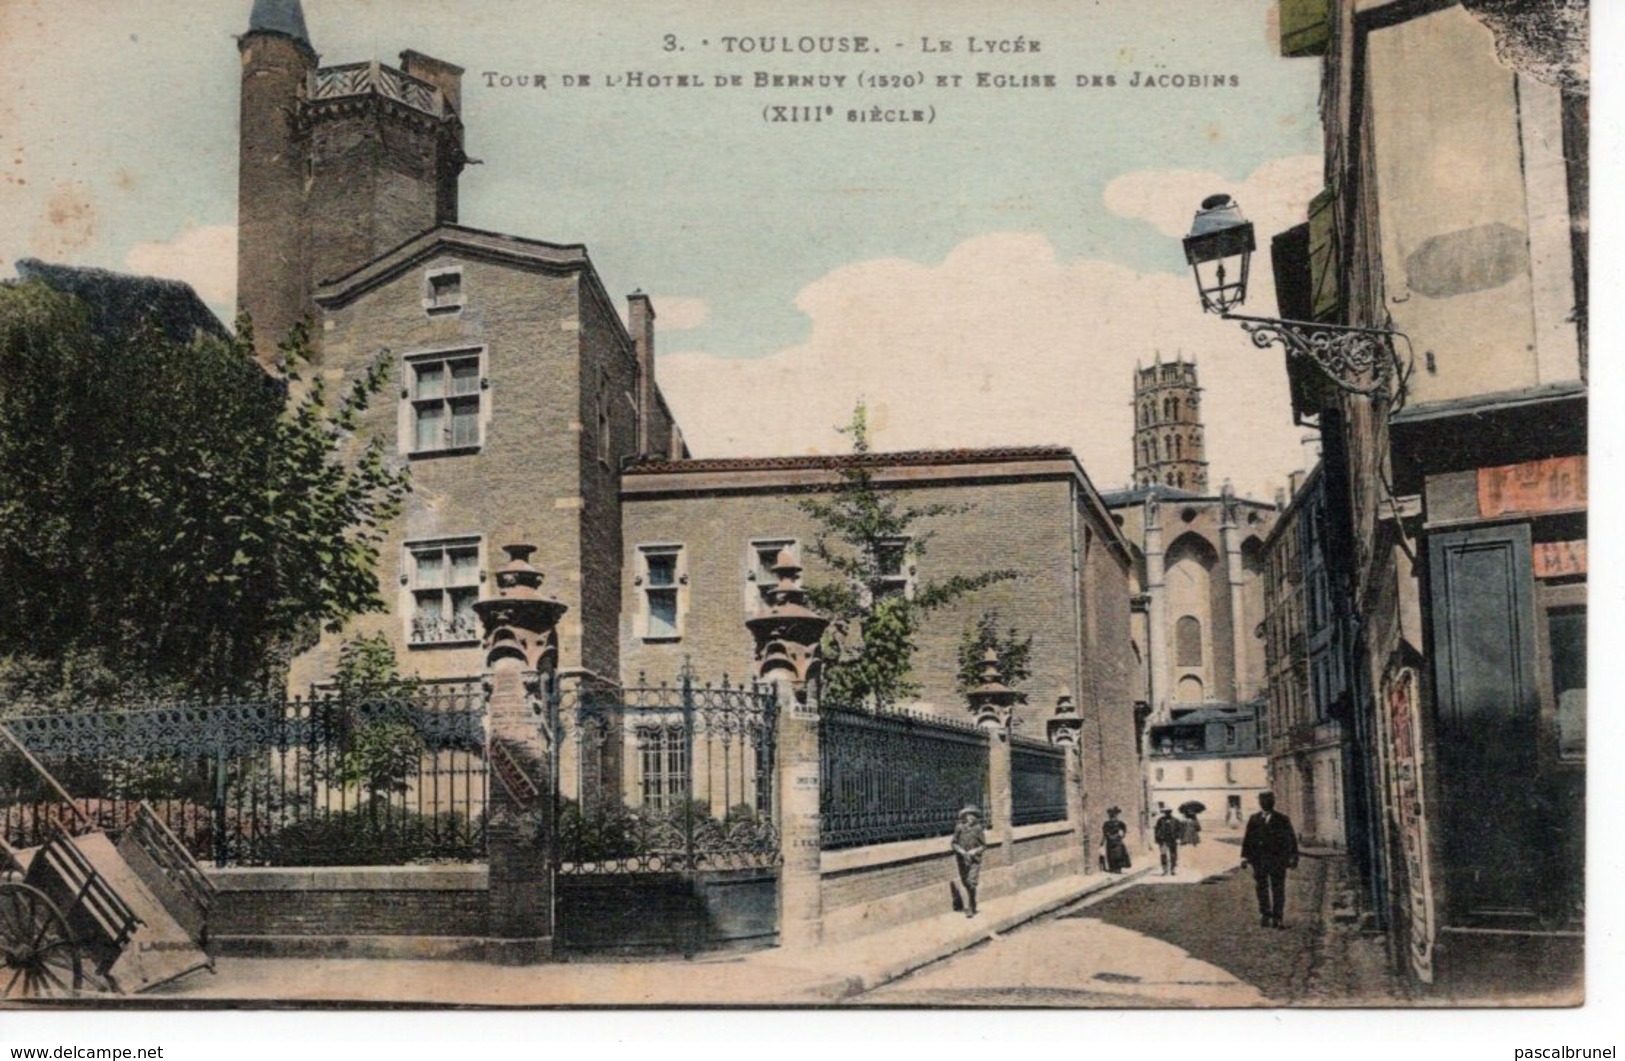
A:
[124,223,237,309]
[657,229,1313,502]
[1103,155,1324,244]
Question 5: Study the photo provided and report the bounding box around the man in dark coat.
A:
[1153,806,1181,876]
[1240,791,1299,928]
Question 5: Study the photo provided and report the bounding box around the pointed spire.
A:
[248,0,310,44]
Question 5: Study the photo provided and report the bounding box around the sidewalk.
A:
[135,866,1153,1006]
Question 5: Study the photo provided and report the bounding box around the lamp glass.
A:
[1184,196,1256,315]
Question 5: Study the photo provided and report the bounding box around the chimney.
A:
[1288,469,1306,498]
[627,292,656,456]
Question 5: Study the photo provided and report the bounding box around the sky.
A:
[0,0,1325,500]
[4,2,1622,1043]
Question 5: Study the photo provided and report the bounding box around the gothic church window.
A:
[1176,615,1203,666]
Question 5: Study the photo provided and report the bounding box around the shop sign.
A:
[1533,539,1587,578]
[1477,455,1587,518]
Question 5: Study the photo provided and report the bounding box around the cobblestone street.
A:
[857,839,1412,1007]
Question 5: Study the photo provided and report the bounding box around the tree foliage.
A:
[0,280,408,707]
[955,610,1035,696]
[328,633,425,805]
[798,402,1017,709]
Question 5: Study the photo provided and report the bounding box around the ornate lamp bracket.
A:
[1227,313,1407,405]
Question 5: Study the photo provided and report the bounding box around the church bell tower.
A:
[1132,355,1209,491]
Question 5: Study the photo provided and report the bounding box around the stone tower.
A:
[1132,355,1209,491]
[236,0,468,367]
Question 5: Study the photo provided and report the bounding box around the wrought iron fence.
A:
[819,704,989,850]
[1011,735,1069,827]
[553,672,779,874]
[0,682,486,867]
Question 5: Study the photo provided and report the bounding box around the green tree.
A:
[955,609,1035,697]
[0,280,407,708]
[798,402,1017,710]
[328,633,425,808]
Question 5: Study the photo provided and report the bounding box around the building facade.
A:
[1271,0,1586,994]
[237,3,1147,841]
[1261,463,1349,849]
[1107,359,1278,830]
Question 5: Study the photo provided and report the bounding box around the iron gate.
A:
[550,670,780,875]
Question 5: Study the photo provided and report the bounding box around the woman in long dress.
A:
[1102,806,1131,873]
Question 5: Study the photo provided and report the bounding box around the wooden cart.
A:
[1,727,214,999]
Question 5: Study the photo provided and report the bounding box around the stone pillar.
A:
[1220,479,1248,701]
[968,649,1018,892]
[1048,690,1091,873]
[746,551,829,950]
[473,544,567,965]
[776,677,823,948]
[1143,499,1169,721]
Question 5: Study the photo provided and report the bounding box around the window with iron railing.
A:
[407,537,481,646]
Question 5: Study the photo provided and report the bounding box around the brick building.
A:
[1264,0,1586,994]
[238,2,1145,831]
[620,448,1142,817]
[1261,462,1349,850]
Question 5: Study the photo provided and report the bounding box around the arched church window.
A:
[1176,615,1202,666]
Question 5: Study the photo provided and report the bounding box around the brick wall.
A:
[621,475,1089,730]
[576,280,642,679]
[819,823,1081,942]
[305,102,457,291]
[290,250,594,687]
[1080,496,1144,836]
[208,867,487,943]
[237,33,314,367]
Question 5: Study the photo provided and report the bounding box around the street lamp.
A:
[1182,194,1405,403]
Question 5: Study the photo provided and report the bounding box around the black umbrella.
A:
[1179,800,1207,816]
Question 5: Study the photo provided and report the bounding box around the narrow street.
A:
[855,836,1408,1007]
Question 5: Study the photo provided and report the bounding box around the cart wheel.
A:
[0,882,83,999]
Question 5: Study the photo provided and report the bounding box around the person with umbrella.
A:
[1101,806,1131,873]
[1179,800,1204,847]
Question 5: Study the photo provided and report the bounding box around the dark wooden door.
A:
[1427,524,1542,923]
